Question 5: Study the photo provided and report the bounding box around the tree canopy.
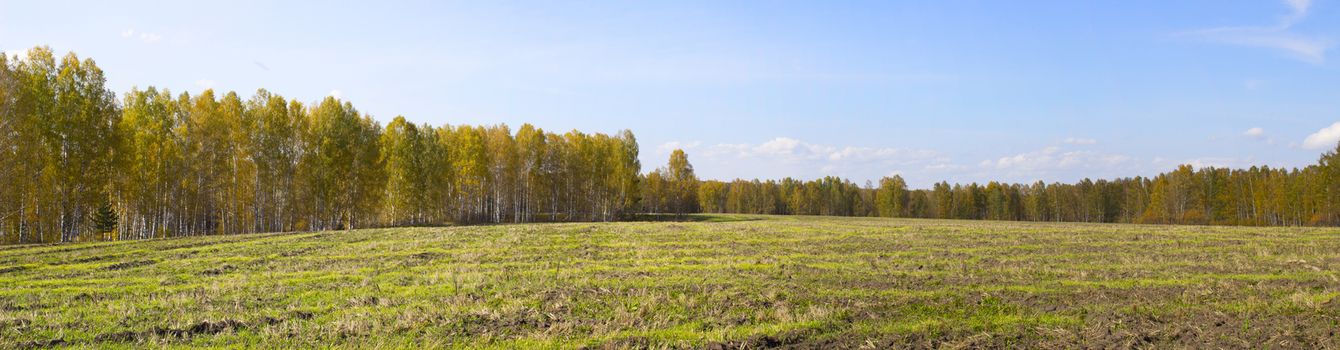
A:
[3,46,1339,244]
[0,47,642,244]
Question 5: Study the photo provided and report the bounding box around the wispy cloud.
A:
[1178,0,1331,64]
[1180,156,1258,169]
[1063,137,1097,145]
[981,146,1132,173]
[1184,29,1328,63]
[658,135,1279,187]
[1241,127,1276,145]
[1283,0,1313,25]
[195,79,216,89]
[656,140,701,154]
[1303,121,1340,149]
[121,29,163,44]
[657,137,943,183]
[329,90,343,99]
[697,137,939,165]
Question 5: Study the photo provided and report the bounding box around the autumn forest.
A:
[3,47,1340,244]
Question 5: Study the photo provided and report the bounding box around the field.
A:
[2,215,1339,348]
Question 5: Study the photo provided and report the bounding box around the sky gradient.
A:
[3,0,1338,187]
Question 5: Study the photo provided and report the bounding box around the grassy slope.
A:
[1,215,1339,348]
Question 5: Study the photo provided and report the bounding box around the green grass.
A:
[1,215,1339,348]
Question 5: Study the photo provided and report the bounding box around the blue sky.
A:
[3,0,1338,187]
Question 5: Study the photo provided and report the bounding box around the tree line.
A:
[0,47,640,244]
[685,151,1340,226]
[3,47,1340,244]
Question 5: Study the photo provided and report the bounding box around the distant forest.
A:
[693,161,1340,227]
[3,47,1339,244]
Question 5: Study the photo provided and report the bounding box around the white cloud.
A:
[1183,157,1252,169]
[1148,155,1264,172]
[195,79,216,89]
[1303,122,1340,149]
[1063,137,1097,145]
[139,33,162,43]
[657,132,1299,187]
[329,90,343,99]
[121,28,163,44]
[1184,28,1329,63]
[984,146,1133,173]
[656,141,701,154]
[701,137,938,165]
[1283,0,1312,23]
[672,137,944,184]
[1244,127,1265,138]
[1178,0,1331,64]
[923,162,961,171]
